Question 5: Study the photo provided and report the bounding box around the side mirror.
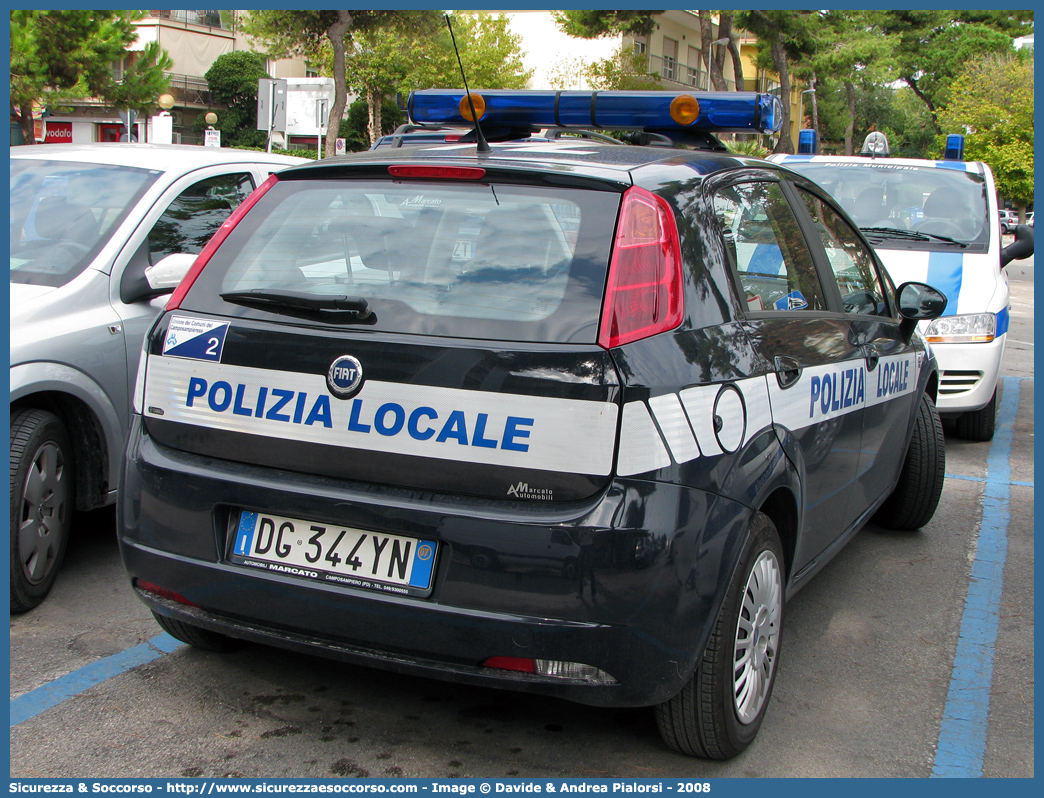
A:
[1001,224,1034,268]
[896,281,947,341]
[145,252,197,292]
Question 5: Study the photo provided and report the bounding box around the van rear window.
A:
[184,180,620,343]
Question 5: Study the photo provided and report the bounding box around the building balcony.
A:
[163,73,214,108]
[646,54,736,92]
[146,10,226,29]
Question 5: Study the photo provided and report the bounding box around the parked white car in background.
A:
[9,143,307,611]
[771,134,1034,442]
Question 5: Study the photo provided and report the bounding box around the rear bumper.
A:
[118,420,752,707]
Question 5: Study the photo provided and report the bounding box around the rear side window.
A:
[185,179,619,343]
[713,181,825,313]
[148,172,255,261]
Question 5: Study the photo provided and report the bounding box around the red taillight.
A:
[482,656,536,674]
[135,579,198,607]
[388,165,486,180]
[165,173,280,311]
[597,186,684,349]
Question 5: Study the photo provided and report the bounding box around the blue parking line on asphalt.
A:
[932,376,1024,777]
[10,633,183,727]
[945,473,1033,487]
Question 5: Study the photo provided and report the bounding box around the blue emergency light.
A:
[407,90,785,135]
[943,133,965,161]
[798,128,818,154]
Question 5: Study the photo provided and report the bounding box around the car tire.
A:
[10,409,75,613]
[151,611,241,652]
[655,512,784,759]
[873,393,945,531]
[955,388,997,442]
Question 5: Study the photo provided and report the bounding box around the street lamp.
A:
[151,93,176,144]
[706,38,731,91]
[204,112,220,147]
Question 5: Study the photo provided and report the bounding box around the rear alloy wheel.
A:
[151,611,241,652]
[656,512,784,759]
[955,388,997,442]
[873,392,946,531]
[10,409,75,613]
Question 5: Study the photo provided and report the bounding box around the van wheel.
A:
[655,512,784,759]
[955,389,997,442]
[873,393,945,531]
[152,611,241,652]
[10,409,74,613]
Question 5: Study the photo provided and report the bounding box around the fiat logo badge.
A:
[327,355,363,399]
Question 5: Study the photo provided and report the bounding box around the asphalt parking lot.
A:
[10,259,1034,779]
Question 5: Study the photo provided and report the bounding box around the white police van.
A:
[771,133,1034,440]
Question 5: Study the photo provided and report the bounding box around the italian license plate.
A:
[230,510,437,597]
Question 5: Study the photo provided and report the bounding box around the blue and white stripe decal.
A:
[925,251,965,317]
[876,250,1008,319]
[995,306,1010,336]
[144,356,619,477]
[774,154,983,174]
[619,353,919,476]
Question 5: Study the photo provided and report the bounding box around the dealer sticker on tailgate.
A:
[230,510,437,597]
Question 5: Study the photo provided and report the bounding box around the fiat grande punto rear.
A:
[120,90,949,759]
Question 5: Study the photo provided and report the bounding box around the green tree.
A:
[319,12,531,146]
[693,11,744,92]
[337,11,442,145]
[551,11,661,39]
[397,13,532,95]
[796,10,895,154]
[734,11,820,153]
[583,46,662,91]
[242,10,398,156]
[937,54,1034,215]
[204,51,269,148]
[872,11,1023,134]
[10,10,172,144]
[339,97,405,151]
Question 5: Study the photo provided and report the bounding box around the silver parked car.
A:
[10,143,307,611]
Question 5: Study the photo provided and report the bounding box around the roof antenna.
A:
[445,13,491,154]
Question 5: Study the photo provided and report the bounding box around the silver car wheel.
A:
[19,440,69,585]
[732,549,782,725]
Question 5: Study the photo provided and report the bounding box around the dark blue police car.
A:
[119,90,949,759]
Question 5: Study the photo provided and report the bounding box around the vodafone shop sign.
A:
[44,122,73,143]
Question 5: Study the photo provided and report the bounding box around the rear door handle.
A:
[773,355,802,389]
[861,344,880,371]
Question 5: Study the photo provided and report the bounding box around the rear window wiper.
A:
[860,227,968,248]
[221,289,373,321]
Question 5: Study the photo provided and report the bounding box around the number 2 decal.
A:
[205,337,219,356]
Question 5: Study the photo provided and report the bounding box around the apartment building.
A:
[21,10,310,146]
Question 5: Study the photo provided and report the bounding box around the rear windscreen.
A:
[184,179,621,343]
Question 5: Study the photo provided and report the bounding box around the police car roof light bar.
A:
[407,90,785,135]
[944,134,965,161]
